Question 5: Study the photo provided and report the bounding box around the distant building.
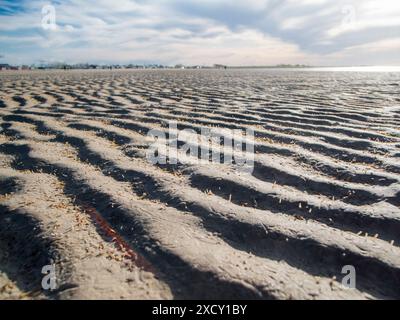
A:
[0,63,11,70]
[213,64,227,69]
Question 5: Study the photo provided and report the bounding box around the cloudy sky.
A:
[1,0,400,66]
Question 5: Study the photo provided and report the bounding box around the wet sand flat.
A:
[0,69,400,299]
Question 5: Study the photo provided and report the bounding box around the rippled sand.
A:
[1,69,400,299]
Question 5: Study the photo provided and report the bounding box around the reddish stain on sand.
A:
[81,202,156,273]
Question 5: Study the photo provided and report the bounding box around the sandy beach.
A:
[0,69,400,300]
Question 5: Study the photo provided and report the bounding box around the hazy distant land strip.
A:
[0,63,312,71]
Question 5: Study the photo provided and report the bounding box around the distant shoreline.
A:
[1,66,400,72]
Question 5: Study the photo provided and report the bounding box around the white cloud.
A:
[325,1,400,38]
[0,0,399,66]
